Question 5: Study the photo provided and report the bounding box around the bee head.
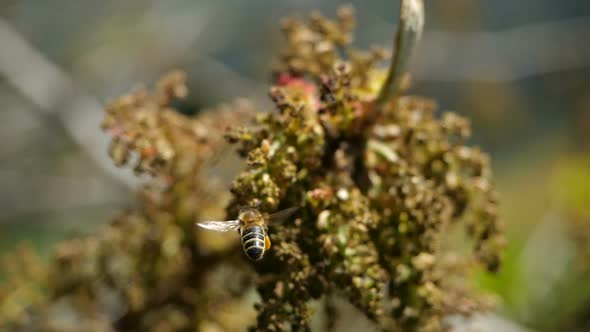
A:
[239,207,262,223]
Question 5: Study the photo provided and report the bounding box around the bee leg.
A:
[264,235,271,250]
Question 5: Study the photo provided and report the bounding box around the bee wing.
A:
[267,207,299,224]
[196,219,240,232]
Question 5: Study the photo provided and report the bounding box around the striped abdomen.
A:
[241,225,265,261]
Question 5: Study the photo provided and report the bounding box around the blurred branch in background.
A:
[412,17,590,82]
[71,1,269,104]
[0,169,123,220]
[0,18,139,188]
[0,6,268,192]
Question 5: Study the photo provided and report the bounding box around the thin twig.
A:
[375,0,424,106]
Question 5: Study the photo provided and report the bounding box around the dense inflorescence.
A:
[1,5,504,332]
[226,6,503,331]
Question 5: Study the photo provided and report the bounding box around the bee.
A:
[196,206,299,261]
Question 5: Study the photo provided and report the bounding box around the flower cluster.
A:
[226,6,503,331]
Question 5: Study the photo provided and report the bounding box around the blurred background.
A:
[1,1,589,331]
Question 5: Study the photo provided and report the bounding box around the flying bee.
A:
[196,206,299,261]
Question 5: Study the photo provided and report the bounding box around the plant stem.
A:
[375,0,424,106]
